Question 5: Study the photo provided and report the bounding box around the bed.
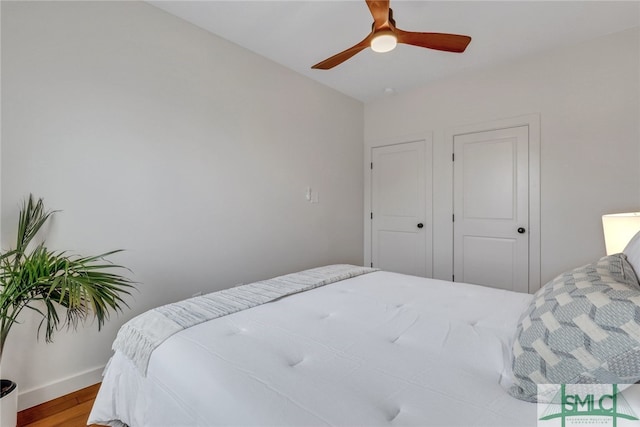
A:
[88,253,640,426]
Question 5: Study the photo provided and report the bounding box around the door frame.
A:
[446,114,541,292]
[364,133,434,274]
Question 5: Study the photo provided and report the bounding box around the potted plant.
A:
[0,195,135,426]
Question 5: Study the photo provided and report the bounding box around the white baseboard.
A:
[18,365,104,411]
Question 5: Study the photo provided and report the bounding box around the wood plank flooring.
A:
[17,383,102,427]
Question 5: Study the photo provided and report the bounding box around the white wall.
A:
[1,1,364,409]
[365,27,640,287]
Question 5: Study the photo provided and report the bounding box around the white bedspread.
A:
[89,270,537,426]
[112,264,377,375]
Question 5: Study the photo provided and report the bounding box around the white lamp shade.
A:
[370,32,397,53]
[602,212,640,255]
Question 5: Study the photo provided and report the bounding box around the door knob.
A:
[517,227,526,234]
[417,223,424,229]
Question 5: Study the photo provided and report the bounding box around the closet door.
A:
[371,140,432,277]
[453,126,529,292]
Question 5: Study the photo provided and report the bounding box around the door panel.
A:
[371,140,432,277]
[462,236,517,291]
[378,149,420,220]
[462,139,515,219]
[453,126,529,293]
[378,230,423,276]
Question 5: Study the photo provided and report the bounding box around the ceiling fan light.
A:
[371,32,397,53]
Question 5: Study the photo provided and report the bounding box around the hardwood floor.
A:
[17,383,102,427]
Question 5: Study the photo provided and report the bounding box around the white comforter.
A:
[89,270,537,426]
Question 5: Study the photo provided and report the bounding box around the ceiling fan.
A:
[311,0,472,70]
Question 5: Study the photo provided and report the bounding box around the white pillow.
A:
[508,254,640,402]
[623,230,640,277]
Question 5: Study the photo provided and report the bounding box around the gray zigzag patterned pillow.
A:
[509,254,640,402]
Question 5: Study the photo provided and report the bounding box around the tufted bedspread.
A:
[89,269,537,426]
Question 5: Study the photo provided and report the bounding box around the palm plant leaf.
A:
[0,195,135,361]
[15,195,56,255]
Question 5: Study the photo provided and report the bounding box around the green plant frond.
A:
[41,299,61,343]
[0,249,18,263]
[72,249,125,263]
[16,195,58,255]
[44,256,133,332]
[0,195,136,358]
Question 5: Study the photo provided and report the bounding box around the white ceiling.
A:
[149,1,640,102]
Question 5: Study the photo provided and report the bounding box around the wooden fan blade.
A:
[366,0,391,29]
[396,29,471,53]
[311,33,374,70]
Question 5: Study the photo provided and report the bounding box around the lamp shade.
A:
[370,31,397,53]
[602,212,640,255]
